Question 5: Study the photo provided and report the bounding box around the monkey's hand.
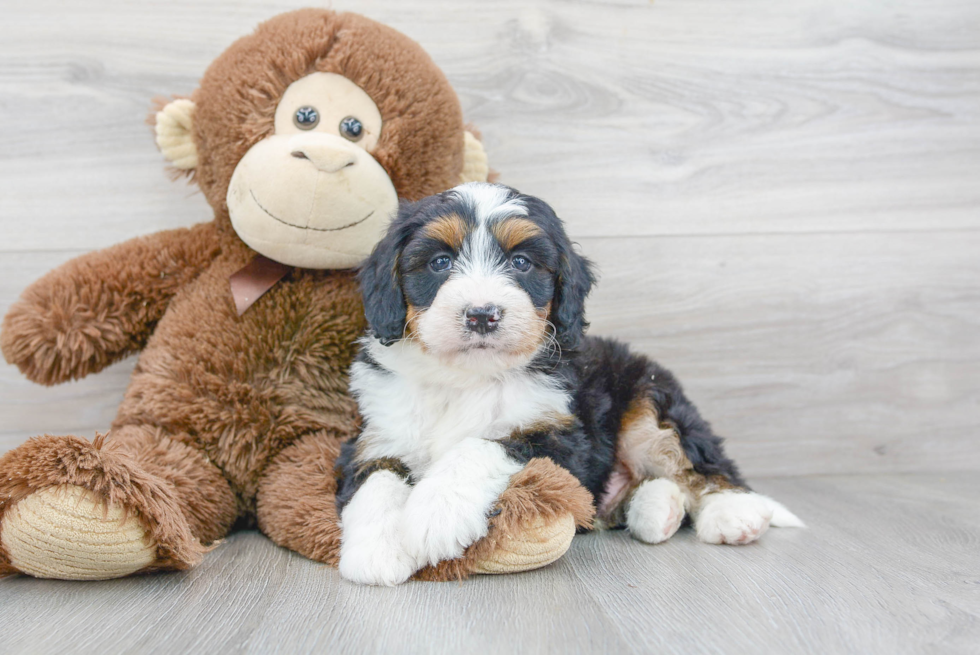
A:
[1,222,219,385]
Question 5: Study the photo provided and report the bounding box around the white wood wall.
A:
[1,0,977,477]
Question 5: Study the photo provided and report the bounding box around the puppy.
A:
[337,182,803,585]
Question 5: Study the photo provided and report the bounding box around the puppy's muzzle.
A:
[464,305,502,335]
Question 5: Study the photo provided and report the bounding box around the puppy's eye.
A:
[511,255,532,272]
[429,255,453,272]
[339,116,364,141]
[294,106,319,130]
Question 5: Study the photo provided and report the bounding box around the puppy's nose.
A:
[464,305,502,335]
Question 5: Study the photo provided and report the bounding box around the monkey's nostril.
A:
[291,151,309,160]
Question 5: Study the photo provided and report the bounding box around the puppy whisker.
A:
[543,319,563,361]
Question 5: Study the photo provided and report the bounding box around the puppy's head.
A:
[358,183,595,369]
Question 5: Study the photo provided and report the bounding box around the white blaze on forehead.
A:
[451,182,527,226]
[456,225,501,277]
[449,182,529,277]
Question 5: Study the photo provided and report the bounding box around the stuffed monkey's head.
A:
[154,10,489,269]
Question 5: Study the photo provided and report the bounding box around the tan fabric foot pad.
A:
[473,513,576,575]
[1,484,157,580]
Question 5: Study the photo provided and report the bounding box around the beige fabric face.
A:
[227,72,397,269]
[274,72,383,152]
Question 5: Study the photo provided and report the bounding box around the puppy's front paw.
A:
[626,478,686,544]
[401,480,493,568]
[338,470,414,586]
[695,491,773,545]
[339,534,416,586]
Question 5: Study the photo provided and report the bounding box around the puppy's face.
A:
[360,183,595,371]
[403,194,554,365]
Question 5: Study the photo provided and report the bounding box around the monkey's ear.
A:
[458,130,489,183]
[154,99,199,170]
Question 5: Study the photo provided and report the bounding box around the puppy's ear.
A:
[358,203,416,346]
[521,195,596,350]
[552,244,596,350]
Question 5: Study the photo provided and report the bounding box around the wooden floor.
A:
[1,0,978,653]
[1,473,977,654]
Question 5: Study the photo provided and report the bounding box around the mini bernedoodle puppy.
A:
[336,182,803,585]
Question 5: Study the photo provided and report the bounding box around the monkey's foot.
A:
[471,512,576,574]
[2,484,156,580]
[0,434,206,579]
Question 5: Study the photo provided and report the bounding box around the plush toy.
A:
[0,9,593,581]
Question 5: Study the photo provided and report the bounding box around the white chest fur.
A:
[350,339,571,474]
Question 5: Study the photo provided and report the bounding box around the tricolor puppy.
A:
[337,183,803,586]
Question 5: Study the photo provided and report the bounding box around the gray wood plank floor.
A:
[1,473,977,654]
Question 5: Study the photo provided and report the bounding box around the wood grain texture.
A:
[1,2,978,474]
[1,473,977,654]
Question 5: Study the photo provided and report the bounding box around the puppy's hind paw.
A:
[625,479,686,544]
[695,491,773,545]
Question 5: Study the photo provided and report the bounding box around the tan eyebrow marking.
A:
[421,213,469,251]
[492,217,543,251]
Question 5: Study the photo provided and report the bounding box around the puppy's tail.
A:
[759,495,806,528]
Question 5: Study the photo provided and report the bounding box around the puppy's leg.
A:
[401,438,522,569]
[337,459,416,586]
[615,384,802,545]
[608,401,692,543]
[622,478,687,544]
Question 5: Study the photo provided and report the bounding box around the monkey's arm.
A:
[1,222,221,385]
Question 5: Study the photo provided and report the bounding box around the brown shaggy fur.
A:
[0,9,592,579]
[255,431,345,566]
[0,434,207,574]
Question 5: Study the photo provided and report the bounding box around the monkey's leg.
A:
[0,426,237,579]
[256,430,346,565]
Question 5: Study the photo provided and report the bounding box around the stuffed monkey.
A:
[0,9,593,581]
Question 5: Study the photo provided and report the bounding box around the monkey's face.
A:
[154,9,488,271]
[226,73,398,269]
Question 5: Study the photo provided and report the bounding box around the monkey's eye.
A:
[429,255,453,272]
[511,255,532,272]
[294,106,319,130]
[339,116,364,141]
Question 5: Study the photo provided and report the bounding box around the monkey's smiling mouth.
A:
[250,190,374,232]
